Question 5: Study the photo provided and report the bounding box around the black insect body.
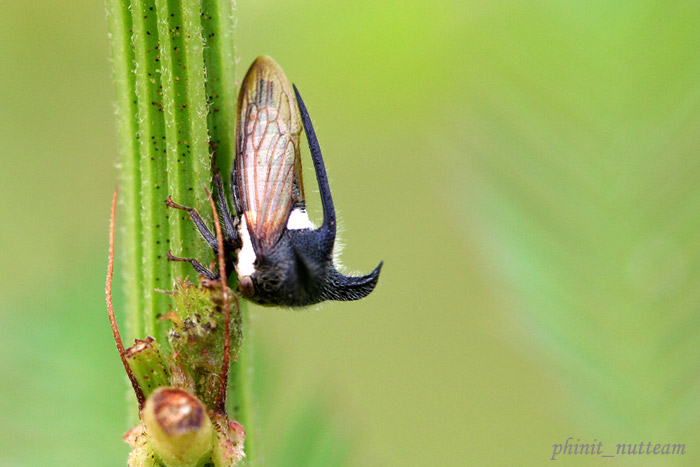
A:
[168,56,382,306]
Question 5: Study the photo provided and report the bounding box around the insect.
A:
[167,56,382,306]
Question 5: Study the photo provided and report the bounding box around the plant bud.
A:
[143,387,213,467]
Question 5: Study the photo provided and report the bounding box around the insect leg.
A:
[209,141,240,248]
[213,173,240,247]
[165,196,219,251]
[293,84,336,242]
[230,160,243,215]
[167,251,218,280]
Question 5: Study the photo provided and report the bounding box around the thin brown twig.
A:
[106,188,146,410]
[205,186,232,414]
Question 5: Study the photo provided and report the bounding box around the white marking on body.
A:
[236,216,257,277]
[286,208,315,230]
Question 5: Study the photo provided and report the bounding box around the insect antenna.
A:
[205,186,236,414]
[106,188,146,410]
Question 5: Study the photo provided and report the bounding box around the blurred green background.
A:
[2,0,700,465]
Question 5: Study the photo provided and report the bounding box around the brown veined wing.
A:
[236,56,304,254]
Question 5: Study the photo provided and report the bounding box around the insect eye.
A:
[239,276,255,298]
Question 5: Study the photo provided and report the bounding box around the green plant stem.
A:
[198,3,256,461]
[106,0,143,342]
[201,0,237,179]
[228,306,255,462]
[106,0,255,463]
